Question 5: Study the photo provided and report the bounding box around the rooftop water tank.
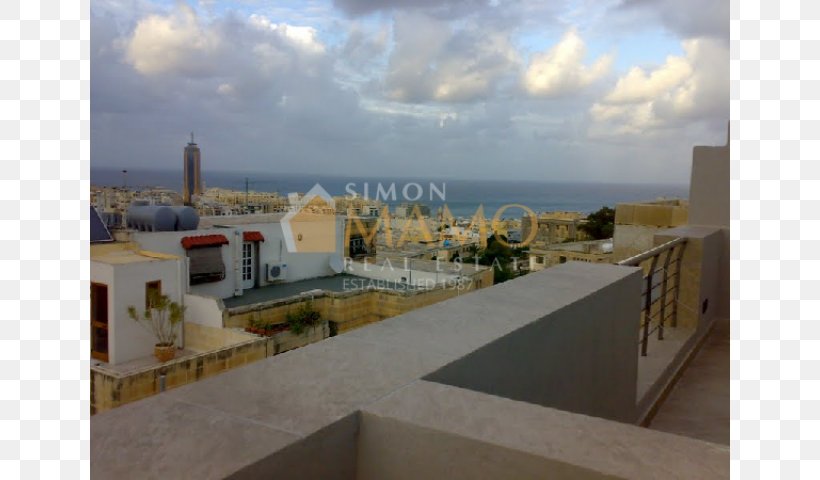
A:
[127,205,177,232]
[170,206,199,231]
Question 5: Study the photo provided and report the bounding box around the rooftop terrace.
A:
[92,254,728,479]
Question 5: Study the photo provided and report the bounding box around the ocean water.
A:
[92,168,689,219]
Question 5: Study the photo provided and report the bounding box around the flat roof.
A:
[91,242,178,265]
[223,274,412,308]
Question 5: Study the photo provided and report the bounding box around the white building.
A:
[131,213,346,299]
[91,211,346,365]
[90,243,184,365]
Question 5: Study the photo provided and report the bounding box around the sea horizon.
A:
[92,167,690,218]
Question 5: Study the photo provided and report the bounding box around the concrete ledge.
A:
[227,413,360,480]
[359,381,728,480]
[90,395,300,479]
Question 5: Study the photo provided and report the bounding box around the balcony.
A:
[91,233,728,479]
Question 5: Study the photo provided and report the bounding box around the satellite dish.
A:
[329,256,344,274]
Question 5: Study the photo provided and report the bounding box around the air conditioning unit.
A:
[266,263,287,282]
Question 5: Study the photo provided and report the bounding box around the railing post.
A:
[617,237,688,356]
[641,254,659,357]
[658,246,674,340]
[670,241,688,328]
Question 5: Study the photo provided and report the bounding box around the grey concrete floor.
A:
[648,318,729,444]
[636,324,695,402]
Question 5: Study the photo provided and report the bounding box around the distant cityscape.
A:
[89,133,701,414]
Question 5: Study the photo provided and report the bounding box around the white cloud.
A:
[125,4,222,76]
[384,12,519,103]
[124,6,326,78]
[248,14,326,55]
[589,37,728,134]
[522,29,613,97]
[603,56,691,104]
[217,83,234,95]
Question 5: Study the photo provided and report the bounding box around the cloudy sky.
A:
[91,0,728,184]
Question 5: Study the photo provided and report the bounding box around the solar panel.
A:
[90,206,114,243]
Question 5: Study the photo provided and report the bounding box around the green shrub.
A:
[286,301,322,336]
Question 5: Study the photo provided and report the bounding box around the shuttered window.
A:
[188,246,225,284]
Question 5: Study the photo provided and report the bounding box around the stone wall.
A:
[91,337,269,414]
[613,201,689,261]
[655,226,726,330]
[91,323,330,415]
[225,267,494,335]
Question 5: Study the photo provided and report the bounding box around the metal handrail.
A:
[616,237,687,267]
[617,237,688,356]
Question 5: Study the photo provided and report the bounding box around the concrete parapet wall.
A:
[184,293,225,329]
[425,263,642,423]
[689,144,729,228]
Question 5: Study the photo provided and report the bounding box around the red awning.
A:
[243,231,265,242]
[181,234,230,250]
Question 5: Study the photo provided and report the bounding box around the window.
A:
[559,256,567,264]
[90,283,109,362]
[188,246,226,285]
[242,243,253,282]
[146,280,161,309]
[349,235,366,255]
[535,256,544,265]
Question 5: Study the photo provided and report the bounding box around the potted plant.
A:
[127,292,185,362]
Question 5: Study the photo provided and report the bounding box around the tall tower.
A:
[183,132,202,205]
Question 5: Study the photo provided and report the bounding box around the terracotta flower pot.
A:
[154,344,176,362]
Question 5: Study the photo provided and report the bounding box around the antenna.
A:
[190,131,195,144]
